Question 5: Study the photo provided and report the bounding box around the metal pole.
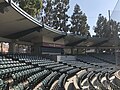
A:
[108,10,111,21]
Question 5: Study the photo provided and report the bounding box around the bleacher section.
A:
[77,54,116,68]
[89,53,116,64]
[0,54,120,90]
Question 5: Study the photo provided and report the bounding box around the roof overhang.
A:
[0,0,65,42]
[64,34,87,46]
[0,0,41,37]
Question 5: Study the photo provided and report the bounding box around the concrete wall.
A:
[43,36,64,45]
[57,55,76,61]
[31,35,43,43]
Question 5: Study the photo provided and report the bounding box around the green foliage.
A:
[70,4,90,36]
[94,14,107,37]
[43,0,70,32]
[94,14,120,38]
[13,0,42,17]
[43,0,53,27]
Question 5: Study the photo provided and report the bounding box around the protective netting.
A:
[111,0,120,66]
[111,0,120,22]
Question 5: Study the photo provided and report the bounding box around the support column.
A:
[77,48,79,55]
[71,47,73,55]
[9,42,16,54]
[85,48,87,55]
[96,48,99,53]
[31,43,42,55]
[1,42,3,53]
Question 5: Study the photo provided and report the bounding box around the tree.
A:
[94,14,106,37]
[43,0,70,32]
[94,14,120,38]
[43,0,53,27]
[110,20,120,38]
[80,13,90,36]
[13,0,42,17]
[55,0,70,32]
[70,4,90,36]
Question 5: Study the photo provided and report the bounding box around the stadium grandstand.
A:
[0,0,120,90]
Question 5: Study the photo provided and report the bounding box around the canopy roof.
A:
[0,0,65,41]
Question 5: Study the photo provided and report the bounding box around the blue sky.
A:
[68,0,118,35]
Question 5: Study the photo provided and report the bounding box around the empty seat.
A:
[28,70,51,89]
[58,74,68,90]
[12,67,42,83]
